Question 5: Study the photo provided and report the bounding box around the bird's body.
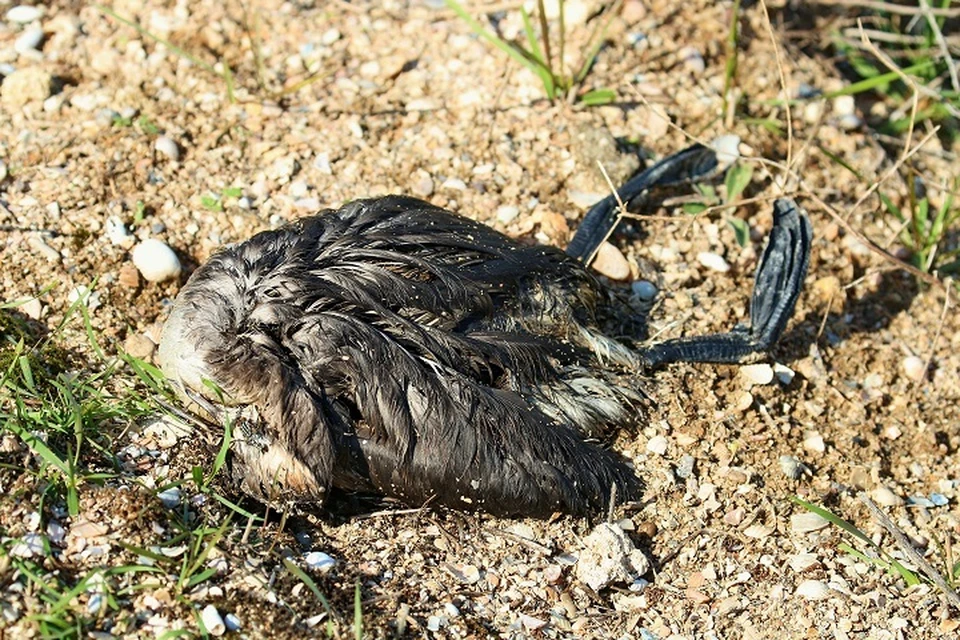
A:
[159,144,812,518]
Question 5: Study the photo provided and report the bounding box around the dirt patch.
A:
[2,0,959,637]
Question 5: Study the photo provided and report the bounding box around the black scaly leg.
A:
[639,198,813,366]
[565,143,722,264]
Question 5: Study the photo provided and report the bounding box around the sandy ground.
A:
[2,0,960,637]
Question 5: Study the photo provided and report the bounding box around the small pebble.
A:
[803,430,826,454]
[6,5,44,23]
[496,205,519,225]
[441,177,466,191]
[697,251,730,273]
[632,280,657,301]
[304,551,336,572]
[838,113,862,130]
[320,27,341,46]
[803,101,824,124]
[427,616,441,632]
[678,45,705,74]
[743,524,773,539]
[871,486,903,507]
[734,390,754,411]
[796,579,831,601]
[154,136,181,161]
[0,67,52,107]
[791,512,829,533]
[105,216,135,247]
[200,605,226,636]
[14,27,44,54]
[10,533,45,558]
[22,297,42,319]
[520,614,547,631]
[646,435,668,456]
[789,553,820,573]
[224,614,242,631]
[710,134,741,165]
[741,363,774,385]
[118,262,140,288]
[675,454,695,479]
[592,242,631,280]
[157,487,181,508]
[832,95,856,116]
[132,239,182,282]
[773,363,795,385]
[779,455,809,480]
[412,173,434,198]
[576,523,651,590]
[124,333,156,360]
[238,196,253,210]
[902,355,926,382]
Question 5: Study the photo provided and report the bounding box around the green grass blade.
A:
[6,420,70,476]
[443,0,542,76]
[282,556,337,620]
[823,60,936,98]
[580,88,616,106]
[521,7,555,98]
[790,496,873,546]
[354,581,363,640]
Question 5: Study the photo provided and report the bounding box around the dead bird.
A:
[158,143,812,518]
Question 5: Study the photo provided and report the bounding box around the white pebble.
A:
[871,486,903,507]
[743,524,773,539]
[157,487,181,508]
[678,45,705,74]
[427,616,442,632]
[791,512,829,533]
[237,196,252,210]
[697,251,730,273]
[803,101,824,124]
[10,533,45,558]
[567,190,605,209]
[200,605,226,636]
[741,363,774,385]
[105,216,134,246]
[441,177,466,191]
[796,579,831,600]
[803,430,826,454]
[496,205,519,225]
[320,27,341,46]
[902,355,926,382]
[289,180,309,198]
[304,551,336,572]
[592,242,631,280]
[789,553,820,573]
[779,455,808,479]
[838,114,862,131]
[154,136,180,161]
[14,27,43,54]
[294,197,321,211]
[710,134,741,165]
[6,5,43,24]
[832,95,855,116]
[132,239,182,282]
[773,363,795,385]
[632,280,657,301]
[645,435,668,456]
[224,613,242,631]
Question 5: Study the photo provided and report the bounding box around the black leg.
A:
[639,198,813,367]
[565,143,722,264]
